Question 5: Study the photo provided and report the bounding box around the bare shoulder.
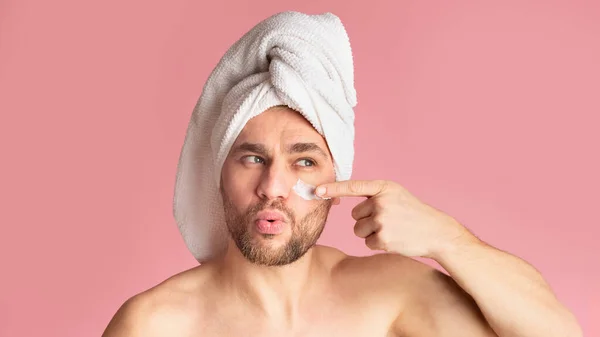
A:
[311,248,430,319]
[393,258,497,336]
[334,252,496,336]
[101,265,216,337]
[335,251,472,301]
[333,252,438,299]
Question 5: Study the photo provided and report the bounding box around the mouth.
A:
[254,210,287,235]
[255,210,287,222]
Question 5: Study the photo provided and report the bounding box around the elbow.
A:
[568,321,583,337]
[564,324,583,337]
[559,311,583,337]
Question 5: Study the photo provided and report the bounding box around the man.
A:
[102,12,581,337]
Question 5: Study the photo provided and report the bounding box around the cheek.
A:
[221,161,255,210]
[315,164,336,185]
[287,198,315,221]
[223,158,254,189]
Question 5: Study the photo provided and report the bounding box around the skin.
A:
[102,106,582,337]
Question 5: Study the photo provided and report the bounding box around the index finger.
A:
[316,180,388,198]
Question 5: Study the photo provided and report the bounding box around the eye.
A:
[296,158,316,167]
[242,155,265,164]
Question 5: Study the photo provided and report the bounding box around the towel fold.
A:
[173,11,358,262]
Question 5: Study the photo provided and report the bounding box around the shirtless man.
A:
[102,105,581,336]
[102,10,581,336]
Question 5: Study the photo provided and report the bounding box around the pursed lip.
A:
[255,210,287,222]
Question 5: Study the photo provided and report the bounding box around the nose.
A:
[256,160,295,201]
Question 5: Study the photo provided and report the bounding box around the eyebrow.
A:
[232,142,329,159]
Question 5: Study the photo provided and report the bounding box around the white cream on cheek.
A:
[292,178,330,200]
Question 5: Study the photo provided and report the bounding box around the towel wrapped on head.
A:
[173,11,358,262]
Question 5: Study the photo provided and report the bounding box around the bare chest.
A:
[176,297,400,337]
[201,310,397,337]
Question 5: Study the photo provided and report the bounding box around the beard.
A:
[220,189,332,266]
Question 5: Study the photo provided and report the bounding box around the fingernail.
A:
[315,186,326,196]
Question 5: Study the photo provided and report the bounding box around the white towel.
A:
[173,11,357,262]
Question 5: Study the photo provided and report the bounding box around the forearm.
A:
[431,229,582,337]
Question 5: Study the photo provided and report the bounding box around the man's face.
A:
[220,106,337,266]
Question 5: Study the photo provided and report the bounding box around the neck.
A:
[214,238,325,323]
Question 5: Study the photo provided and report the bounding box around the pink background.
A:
[0,1,598,336]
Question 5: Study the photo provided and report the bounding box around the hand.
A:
[316,180,477,259]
